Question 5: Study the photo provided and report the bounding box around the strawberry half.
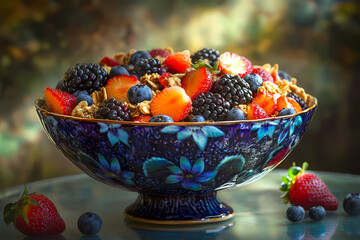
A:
[150,86,192,122]
[158,73,172,88]
[251,92,277,116]
[181,67,213,100]
[99,56,119,67]
[252,67,274,83]
[163,50,191,74]
[3,186,65,236]
[218,52,253,77]
[280,162,339,211]
[247,104,269,120]
[132,115,151,122]
[44,88,77,115]
[105,75,140,103]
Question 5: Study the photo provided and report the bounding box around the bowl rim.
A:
[34,97,318,126]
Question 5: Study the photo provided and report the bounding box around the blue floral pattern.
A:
[98,123,129,147]
[165,156,217,191]
[161,125,225,151]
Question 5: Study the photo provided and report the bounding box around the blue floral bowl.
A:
[35,97,317,224]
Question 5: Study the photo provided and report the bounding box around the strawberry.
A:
[280,162,339,211]
[247,104,269,120]
[181,67,213,100]
[99,56,119,67]
[163,50,191,74]
[44,88,76,115]
[251,92,277,116]
[132,115,151,122]
[105,75,140,103]
[158,72,172,88]
[3,186,65,236]
[150,86,192,122]
[287,97,303,113]
[217,52,253,77]
[252,67,274,83]
[148,48,171,58]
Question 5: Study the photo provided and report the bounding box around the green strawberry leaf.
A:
[191,60,220,74]
[19,209,29,224]
[3,203,16,225]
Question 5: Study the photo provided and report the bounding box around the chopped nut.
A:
[275,78,307,103]
[258,81,281,94]
[101,65,112,74]
[140,73,163,91]
[71,101,98,119]
[235,104,249,117]
[125,100,151,118]
[114,49,136,66]
[161,73,183,88]
[91,87,108,107]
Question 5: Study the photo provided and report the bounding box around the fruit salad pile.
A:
[44,48,313,122]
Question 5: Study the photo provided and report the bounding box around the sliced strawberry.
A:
[150,86,192,122]
[44,88,77,115]
[218,52,253,77]
[163,50,191,74]
[132,115,151,122]
[181,67,212,100]
[252,67,274,83]
[158,73,172,88]
[287,97,303,113]
[99,56,119,67]
[105,75,140,103]
[251,92,277,115]
[247,104,269,120]
[148,48,171,58]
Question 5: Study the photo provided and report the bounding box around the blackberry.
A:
[212,74,253,107]
[63,63,110,94]
[191,48,220,66]
[287,93,308,110]
[94,98,130,121]
[192,92,231,121]
[133,58,161,78]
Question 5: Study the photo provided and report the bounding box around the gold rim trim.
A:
[34,96,317,126]
[123,211,235,225]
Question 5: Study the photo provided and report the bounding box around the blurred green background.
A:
[0,0,359,189]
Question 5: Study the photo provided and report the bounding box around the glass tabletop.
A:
[0,170,359,240]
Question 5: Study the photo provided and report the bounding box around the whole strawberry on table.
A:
[3,186,65,236]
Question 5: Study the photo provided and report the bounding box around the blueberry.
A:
[278,108,297,116]
[227,108,245,121]
[77,212,102,235]
[109,66,129,77]
[243,73,263,93]
[149,115,174,122]
[343,193,360,216]
[127,84,152,104]
[286,205,305,222]
[278,70,291,81]
[129,51,151,65]
[309,206,326,221]
[190,115,205,122]
[73,90,93,105]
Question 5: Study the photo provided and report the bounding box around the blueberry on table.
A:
[149,115,174,122]
[278,108,297,116]
[127,84,153,104]
[343,193,360,216]
[309,206,326,221]
[190,115,206,122]
[109,66,130,78]
[78,212,102,235]
[286,205,305,222]
[227,108,245,121]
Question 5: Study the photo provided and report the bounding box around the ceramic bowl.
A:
[35,97,317,224]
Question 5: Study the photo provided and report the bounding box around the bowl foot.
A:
[124,192,234,224]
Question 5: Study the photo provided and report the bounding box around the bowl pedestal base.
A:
[124,192,234,224]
